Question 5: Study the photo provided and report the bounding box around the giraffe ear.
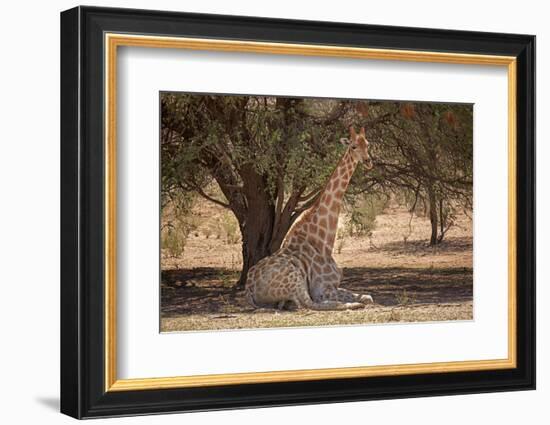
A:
[349,126,357,140]
[340,138,351,146]
[360,127,366,136]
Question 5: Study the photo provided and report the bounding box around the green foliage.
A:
[162,223,188,258]
[161,95,347,210]
[220,212,240,245]
[351,101,473,244]
[345,193,388,237]
[217,270,241,287]
[335,231,346,254]
[161,191,197,258]
[161,93,473,264]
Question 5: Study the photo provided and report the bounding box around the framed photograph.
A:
[60,6,535,419]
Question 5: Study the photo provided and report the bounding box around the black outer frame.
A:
[60,5,536,419]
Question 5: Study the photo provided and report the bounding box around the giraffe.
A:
[245,126,375,311]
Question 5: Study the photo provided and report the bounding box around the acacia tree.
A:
[162,94,474,287]
[161,94,353,286]
[351,101,473,245]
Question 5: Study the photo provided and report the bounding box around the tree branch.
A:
[178,181,231,210]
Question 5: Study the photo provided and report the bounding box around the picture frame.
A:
[60,5,535,419]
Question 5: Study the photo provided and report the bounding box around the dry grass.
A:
[162,302,472,332]
[161,200,473,332]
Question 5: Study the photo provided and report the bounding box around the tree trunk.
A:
[233,165,294,288]
[428,187,439,246]
[235,203,297,288]
[438,198,446,244]
[237,208,273,288]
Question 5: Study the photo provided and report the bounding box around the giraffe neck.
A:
[289,148,359,254]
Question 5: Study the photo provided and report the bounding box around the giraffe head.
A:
[340,126,373,169]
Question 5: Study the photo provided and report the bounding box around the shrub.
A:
[161,192,197,258]
[346,193,388,237]
[335,231,346,254]
[221,212,240,245]
[162,221,190,258]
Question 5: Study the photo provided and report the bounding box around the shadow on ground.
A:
[375,236,472,256]
[161,265,473,318]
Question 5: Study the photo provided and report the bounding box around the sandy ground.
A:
[161,202,473,332]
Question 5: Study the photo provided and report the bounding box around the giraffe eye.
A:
[352,145,357,150]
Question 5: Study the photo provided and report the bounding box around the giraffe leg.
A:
[336,288,374,304]
[299,285,364,310]
[277,300,288,310]
[295,296,365,311]
[332,266,374,304]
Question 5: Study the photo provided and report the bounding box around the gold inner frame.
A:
[104,33,518,392]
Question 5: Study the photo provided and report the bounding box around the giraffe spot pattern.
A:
[244,141,373,310]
